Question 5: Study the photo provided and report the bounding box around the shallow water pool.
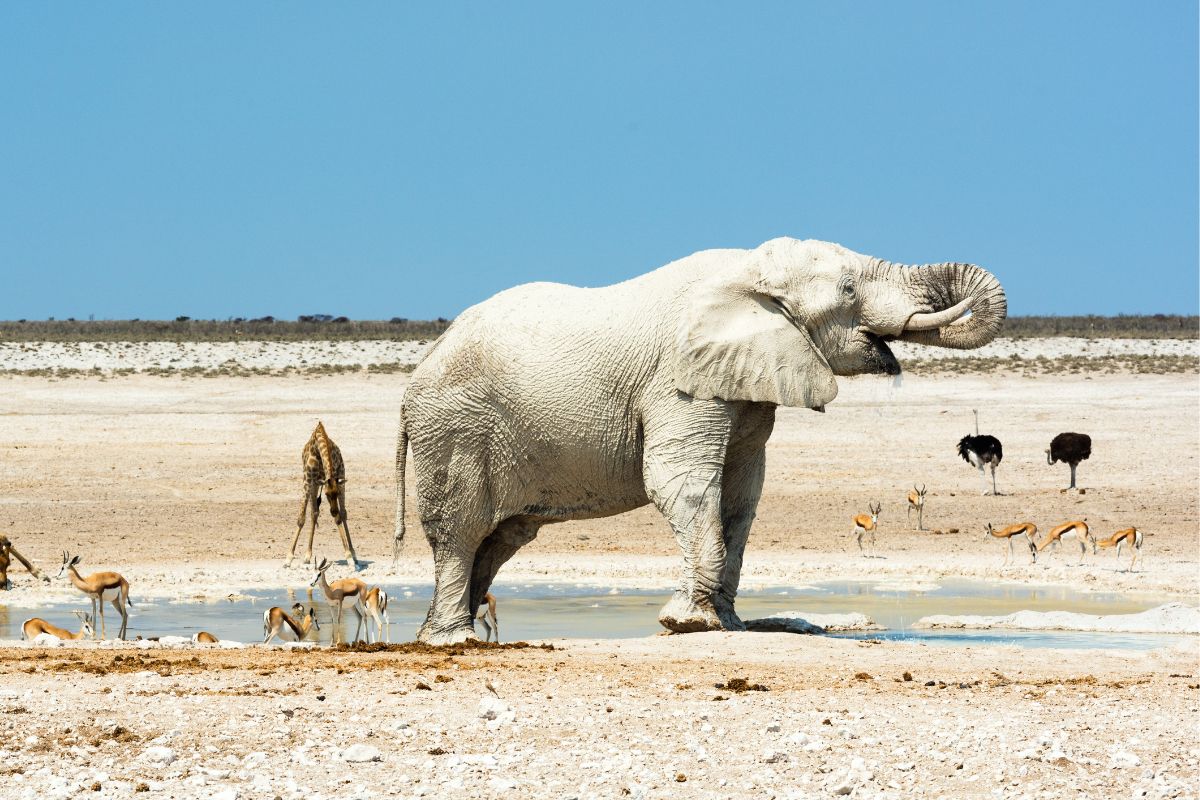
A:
[0,579,1188,650]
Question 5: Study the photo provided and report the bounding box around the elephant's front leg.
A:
[643,407,739,633]
[716,444,767,625]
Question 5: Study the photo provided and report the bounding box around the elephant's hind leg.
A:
[470,517,540,613]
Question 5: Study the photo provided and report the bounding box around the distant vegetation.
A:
[0,314,1193,342]
[0,317,451,342]
[1001,314,1197,339]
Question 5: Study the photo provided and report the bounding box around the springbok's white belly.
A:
[100,587,121,602]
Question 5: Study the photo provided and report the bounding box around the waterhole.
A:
[0,579,1188,649]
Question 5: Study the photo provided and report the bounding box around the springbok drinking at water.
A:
[476,592,499,642]
[356,585,390,643]
[1093,527,1143,572]
[985,522,1038,566]
[58,552,132,640]
[22,612,94,641]
[263,603,320,643]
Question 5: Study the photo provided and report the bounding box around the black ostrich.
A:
[957,409,1004,496]
[1046,432,1092,491]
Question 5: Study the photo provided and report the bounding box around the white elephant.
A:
[394,237,1006,643]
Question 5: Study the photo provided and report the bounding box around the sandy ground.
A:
[0,636,1196,799]
[0,358,1197,798]
[0,367,1195,601]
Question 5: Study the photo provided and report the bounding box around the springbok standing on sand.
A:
[985,522,1038,566]
[286,421,360,569]
[22,612,94,641]
[58,552,132,640]
[476,592,499,642]
[310,557,367,644]
[906,485,927,530]
[1038,520,1092,565]
[1093,527,1143,572]
[263,603,320,644]
[851,502,882,558]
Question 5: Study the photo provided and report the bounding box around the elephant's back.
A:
[409,280,659,394]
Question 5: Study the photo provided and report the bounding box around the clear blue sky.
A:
[1,2,1196,320]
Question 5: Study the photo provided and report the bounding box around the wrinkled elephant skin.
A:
[394,238,1006,643]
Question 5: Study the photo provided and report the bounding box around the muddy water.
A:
[0,579,1188,649]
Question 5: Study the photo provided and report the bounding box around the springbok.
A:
[22,612,94,641]
[58,552,132,640]
[192,631,220,644]
[310,558,367,644]
[1038,520,1092,565]
[263,603,320,644]
[356,586,390,643]
[1094,527,1143,572]
[851,502,882,558]
[985,522,1038,565]
[906,485,927,530]
[476,592,499,642]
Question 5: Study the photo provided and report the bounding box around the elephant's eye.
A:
[840,280,856,300]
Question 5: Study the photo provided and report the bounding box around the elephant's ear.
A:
[674,250,838,409]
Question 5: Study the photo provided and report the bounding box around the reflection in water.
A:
[0,579,1188,650]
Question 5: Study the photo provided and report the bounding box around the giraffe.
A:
[285,421,360,569]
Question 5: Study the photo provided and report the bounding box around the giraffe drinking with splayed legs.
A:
[286,421,360,569]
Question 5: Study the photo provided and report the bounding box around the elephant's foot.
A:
[658,590,745,633]
[416,620,479,645]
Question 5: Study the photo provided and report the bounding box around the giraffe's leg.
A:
[306,490,321,567]
[331,486,359,567]
[287,487,310,567]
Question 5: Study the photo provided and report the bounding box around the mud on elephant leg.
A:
[470,517,540,612]
[417,525,490,644]
[646,462,736,634]
[716,449,767,627]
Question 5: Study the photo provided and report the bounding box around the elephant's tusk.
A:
[904,297,974,331]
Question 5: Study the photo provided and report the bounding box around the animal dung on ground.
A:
[714,677,768,692]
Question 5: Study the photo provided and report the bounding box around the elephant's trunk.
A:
[895,262,1007,350]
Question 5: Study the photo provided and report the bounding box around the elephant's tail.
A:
[392,402,409,566]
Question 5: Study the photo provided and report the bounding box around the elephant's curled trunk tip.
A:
[899,262,1006,350]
